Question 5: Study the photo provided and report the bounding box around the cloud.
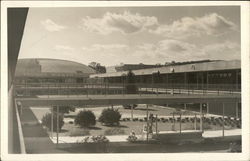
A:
[203,41,240,60]
[81,44,131,66]
[82,44,129,51]
[135,39,204,62]
[54,45,74,51]
[135,39,240,63]
[80,12,237,39]
[80,11,158,35]
[79,40,239,66]
[151,13,237,39]
[41,19,66,32]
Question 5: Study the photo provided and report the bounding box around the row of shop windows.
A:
[208,73,232,78]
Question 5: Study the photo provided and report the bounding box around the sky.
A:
[18,6,241,66]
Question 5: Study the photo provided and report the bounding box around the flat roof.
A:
[90,60,241,78]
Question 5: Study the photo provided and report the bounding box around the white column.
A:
[222,103,225,138]
[51,106,54,138]
[131,105,134,121]
[146,104,149,142]
[56,106,59,145]
[194,114,197,130]
[236,102,238,119]
[156,114,158,136]
[200,103,203,131]
[179,113,182,134]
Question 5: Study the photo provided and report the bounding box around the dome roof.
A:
[15,58,95,77]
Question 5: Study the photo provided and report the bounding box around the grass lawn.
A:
[30,105,238,138]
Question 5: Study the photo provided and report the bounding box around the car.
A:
[123,104,138,109]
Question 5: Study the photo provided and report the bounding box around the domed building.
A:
[15,58,96,84]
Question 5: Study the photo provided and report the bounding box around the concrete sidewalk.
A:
[50,135,130,144]
[202,129,241,138]
[20,107,66,153]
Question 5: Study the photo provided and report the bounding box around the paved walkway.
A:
[20,107,241,153]
[50,135,130,144]
[20,107,66,153]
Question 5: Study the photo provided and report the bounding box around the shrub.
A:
[127,135,138,142]
[84,135,109,143]
[41,113,64,131]
[99,108,121,126]
[104,128,125,135]
[74,110,96,127]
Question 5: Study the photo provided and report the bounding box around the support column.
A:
[179,113,182,134]
[51,106,54,138]
[184,72,187,89]
[151,74,154,93]
[25,79,27,96]
[166,74,168,88]
[236,102,238,119]
[200,103,203,131]
[202,72,204,89]
[56,106,59,145]
[222,103,225,138]
[206,103,209,114]
[236,70,238,90]
[172,113,175,131]
[207,71,209,90]
[156,114,158,136]
[123,76,125,95]
[194,114,197,130]
[146,104,149,142]
[20,104,23,116]
[131,105,134,121]
[184,103,187,110]
[196,73,199,89]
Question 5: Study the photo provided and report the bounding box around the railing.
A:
[14,100,26,153]
[14,82,241,97]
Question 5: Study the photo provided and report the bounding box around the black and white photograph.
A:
[1,1,249,161]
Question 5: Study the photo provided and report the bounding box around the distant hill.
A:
[15,58,95,76]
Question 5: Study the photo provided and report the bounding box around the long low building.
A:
[90,60,241,90]
[88,60,241,118]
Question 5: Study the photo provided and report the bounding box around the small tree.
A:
[74,110,96,128]
[125,70,138,94]
[98,108,121,126]
[41,113,64,132]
